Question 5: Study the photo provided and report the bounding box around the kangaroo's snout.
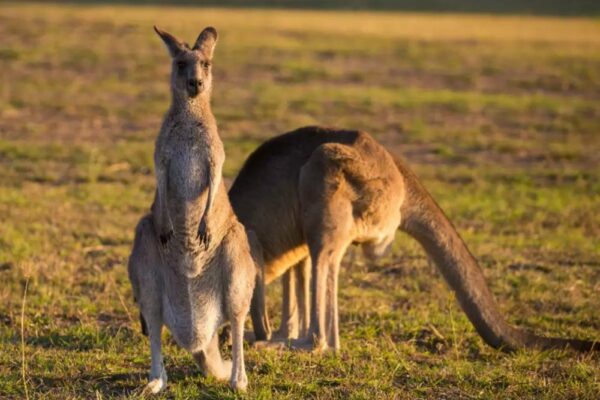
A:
[187,78,203,88]
[187,78,203,97]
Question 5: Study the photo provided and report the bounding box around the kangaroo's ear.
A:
[154,26,185,57]
[193,27,218,58]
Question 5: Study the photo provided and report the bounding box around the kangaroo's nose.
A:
[187,78,203,88]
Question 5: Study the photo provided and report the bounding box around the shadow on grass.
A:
[29,352,233,397]
[37,0,600,17]
[25,329,237,396]
[26,326,138,351]
[32,372,142,397]
[27,333,102,351]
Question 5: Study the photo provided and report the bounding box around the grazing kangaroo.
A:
[127,27,255,393]
[229,126,599,353]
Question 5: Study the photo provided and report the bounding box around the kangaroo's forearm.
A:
[201,154,223,223]
[155,164,172,235]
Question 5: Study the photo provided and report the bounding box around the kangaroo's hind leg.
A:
[229,310,249,391]
[275,260,301,340]
[296,257,311,338]
[303,233,349,352]
[275,258,310,340]
[224,222,256,391]
[144,310,167,394]
[294,145,354,352]
[248,230,271,342]
[128,216,168,393]
[325,253,342,351]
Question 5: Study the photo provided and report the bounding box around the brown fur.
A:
[229,126,599,353]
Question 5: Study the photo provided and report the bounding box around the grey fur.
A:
[127,27,255,393]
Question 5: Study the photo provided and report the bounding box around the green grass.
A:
[1,2,599,399]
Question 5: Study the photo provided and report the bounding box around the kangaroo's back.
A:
[229,126,363,262]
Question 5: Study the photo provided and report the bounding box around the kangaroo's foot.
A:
[272,325,299,341]
[252,338,288,351]
[144,366,167,394]
[252,335,330,353]
[289,335,330,353]
[230,367,248,392]
[230,316,248,392]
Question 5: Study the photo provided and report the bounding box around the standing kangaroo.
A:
[229,126,598,353]
[127,27,255,393]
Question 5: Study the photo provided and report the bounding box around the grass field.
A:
[1,2,599,399]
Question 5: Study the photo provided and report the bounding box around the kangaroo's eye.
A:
[201,61,211,70]
[177,61,186,69]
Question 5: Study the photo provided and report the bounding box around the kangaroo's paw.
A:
[159,230,173,248]
[197,219,210,249]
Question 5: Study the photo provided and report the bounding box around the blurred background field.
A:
[0,1,599,398]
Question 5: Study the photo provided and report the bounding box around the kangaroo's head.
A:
[361,233,394,261]
[154,26,218,100]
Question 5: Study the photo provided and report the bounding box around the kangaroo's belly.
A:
[161,267,224,351]
[264,244,309,284]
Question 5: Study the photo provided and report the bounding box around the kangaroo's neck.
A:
[169,92,215,124]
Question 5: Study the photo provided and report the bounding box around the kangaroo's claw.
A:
[160,230,173,247]
[198,219,210,249]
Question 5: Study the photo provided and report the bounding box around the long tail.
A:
[394,157,598,352]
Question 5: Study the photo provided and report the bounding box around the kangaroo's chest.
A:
[161,125,211,201]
